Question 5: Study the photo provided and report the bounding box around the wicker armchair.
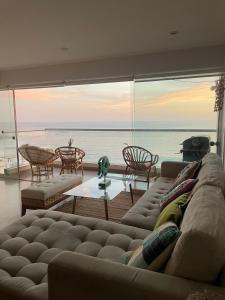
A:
[55,147,85,175]
[122,145,159,187]
[18,144,58,180]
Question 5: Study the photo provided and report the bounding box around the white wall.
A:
[0,45,225,88]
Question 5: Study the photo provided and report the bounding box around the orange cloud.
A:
[142,83,214,107]
[135,82,216,121]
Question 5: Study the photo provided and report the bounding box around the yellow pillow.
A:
[155,193,190,229]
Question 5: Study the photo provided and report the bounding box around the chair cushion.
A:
[154,193,190,229]
[19,144,56,164]
[128,222,180,271]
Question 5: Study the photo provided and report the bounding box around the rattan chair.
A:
[122,145,159,188]
[55,147,85,175]
[18,144,58,181]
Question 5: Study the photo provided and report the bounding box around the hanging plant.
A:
[213,75,225,112]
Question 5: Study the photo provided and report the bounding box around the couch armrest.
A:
[48,252,225,300]
[161,161,188,178]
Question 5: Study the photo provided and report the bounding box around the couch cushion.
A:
[128,222,180,271]
[165,185,225,283]
[160,179,198,211]
[0,210,150,300]
[121,177,174,230]
[192,153,225,194]
[154,193,190,229]
[169,161,201,191]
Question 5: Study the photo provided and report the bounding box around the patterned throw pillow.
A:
[170,161,201,191]
[154,193,190,229]
[160,179,198,211]
[128,222,181,271]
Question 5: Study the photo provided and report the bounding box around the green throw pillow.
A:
[128,222,181,271]
[155,193,190,229]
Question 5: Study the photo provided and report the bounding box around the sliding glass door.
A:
[0,90,19,178]
[133,76,218,165]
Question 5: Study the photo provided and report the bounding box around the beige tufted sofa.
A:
[1,153,225,300]
[0,211,149,300]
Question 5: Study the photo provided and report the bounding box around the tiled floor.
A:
[0,178,21,229]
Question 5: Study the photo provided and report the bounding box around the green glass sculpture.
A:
[97,156,111,189]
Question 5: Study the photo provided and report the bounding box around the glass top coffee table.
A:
[64,176,130,220]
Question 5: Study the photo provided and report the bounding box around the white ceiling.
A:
[0,0,225,70]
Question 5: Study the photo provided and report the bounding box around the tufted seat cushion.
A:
[21,174,82,200]
[0,210,150,300]
[121,177,174,230]
[21,174,83,215]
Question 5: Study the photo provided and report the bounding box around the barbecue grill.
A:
[180,136,210,162]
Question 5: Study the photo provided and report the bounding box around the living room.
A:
[0,1,225,299]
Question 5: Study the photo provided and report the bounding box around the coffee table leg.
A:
[129,183,134,205]
[73,196,77,214]
[104,199,109,220]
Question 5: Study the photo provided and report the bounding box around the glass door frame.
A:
[12,89,20,178]
[0,89,19,178]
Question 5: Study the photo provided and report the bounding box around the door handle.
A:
[210,141,219,146]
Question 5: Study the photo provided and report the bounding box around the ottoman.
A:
[21,174,82,215]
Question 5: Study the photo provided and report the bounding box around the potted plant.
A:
[68,138,73,147]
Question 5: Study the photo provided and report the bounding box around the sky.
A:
[134,77,217,128]
[15,82,133,124]
[15,76,218,129]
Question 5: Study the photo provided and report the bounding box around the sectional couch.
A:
[0,153,225,300]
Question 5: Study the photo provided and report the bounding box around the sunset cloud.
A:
[142,84,213,107]
[15,78,217,128]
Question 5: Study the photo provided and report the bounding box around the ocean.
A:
[0,122,217,170]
